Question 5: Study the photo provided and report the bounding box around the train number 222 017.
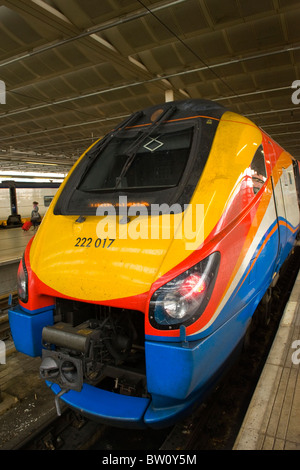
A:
[75,237,115,248]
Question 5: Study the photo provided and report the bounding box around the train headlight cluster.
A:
[149,252,220,330]
[17,256,28,303]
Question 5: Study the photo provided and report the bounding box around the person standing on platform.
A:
[30,201,41,229]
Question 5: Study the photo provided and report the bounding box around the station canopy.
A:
[0,0,299,176]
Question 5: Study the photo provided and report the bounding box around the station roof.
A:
[0,0,299,176]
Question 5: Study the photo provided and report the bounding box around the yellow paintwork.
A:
[156,112,262,277]
[29,111,263,302]
[30,213,182,300]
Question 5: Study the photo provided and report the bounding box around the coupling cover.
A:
[42,322,95,353]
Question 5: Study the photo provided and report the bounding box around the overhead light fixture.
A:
[179,89,190,98]
[128,56,149,72]
[26,161,58,166]
[30,0,71,23]
[90,34,118,52]
[165,90,174,102]
[0,170,66,177]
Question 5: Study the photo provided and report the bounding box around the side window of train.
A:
[250,144,267,194]
[221,144,267,227]
[293,161,300,203]
[44,196,54,207]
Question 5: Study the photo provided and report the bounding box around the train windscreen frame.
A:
[54,117,220,216]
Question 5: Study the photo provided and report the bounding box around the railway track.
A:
[2,247,300,451]
[0,313,9,341]
[14,409,172,451]
[0,292,17,348]
[11,408,109,450]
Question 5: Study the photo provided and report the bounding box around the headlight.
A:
[149,252,220,330]
[17,256,28,303]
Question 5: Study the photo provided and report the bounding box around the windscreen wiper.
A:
[115,104,176,189]
[75,111,143,189]
[87,110,143,161]
[80,184,176,193]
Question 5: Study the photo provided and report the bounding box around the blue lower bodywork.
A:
[47,382,151,429]
[45,313,246,429]
[8,219,299,428]
[8,296,251,429]
[8,305,54,357]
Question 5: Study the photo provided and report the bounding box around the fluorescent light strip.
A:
[26,161,59,166]
[30,0,71,23]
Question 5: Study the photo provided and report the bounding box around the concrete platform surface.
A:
[234,270,300,450]
[0,227,33,295]
[0,227,33,266]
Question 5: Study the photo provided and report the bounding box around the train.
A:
[0,181,60,227]
[8,99,300,429]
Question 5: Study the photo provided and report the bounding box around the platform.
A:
[0,228,33,296]
[0,227,33,266]
[234,269,300,450]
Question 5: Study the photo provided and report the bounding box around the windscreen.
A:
[54,116,220,215]
[79,127,192,192]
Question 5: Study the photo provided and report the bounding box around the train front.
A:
[9,100,246,428]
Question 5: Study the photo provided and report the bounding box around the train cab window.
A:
[44,196,54,207]
[58,123,198,215]
[79,127,193,192]
[54,114,221,216]
[250,145,267,194]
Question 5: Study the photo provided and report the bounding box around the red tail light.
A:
[17,256,28,303]
[149,252,220,330]
[179,273,207,299]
